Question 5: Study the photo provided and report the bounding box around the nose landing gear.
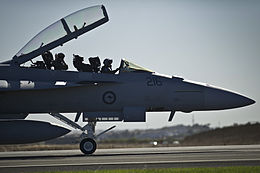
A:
[79,121,116,154]
[79,121,97,155]
[49,113,116,155]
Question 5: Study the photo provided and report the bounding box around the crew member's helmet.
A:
[57,53,65,59]
[73,54,84,62]
[103,58,113,66]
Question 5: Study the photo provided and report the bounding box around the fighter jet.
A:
[0,5,255,154]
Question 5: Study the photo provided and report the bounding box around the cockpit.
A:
[3,5,153,75]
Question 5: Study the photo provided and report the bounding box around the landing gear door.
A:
[9,5,109,65]
[123,106,146,122]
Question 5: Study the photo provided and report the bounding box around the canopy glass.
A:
[13,5,108,65]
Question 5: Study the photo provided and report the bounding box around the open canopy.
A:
[119,59,153,73]
[8,5,108,66]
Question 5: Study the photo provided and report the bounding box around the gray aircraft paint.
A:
[0,65,254,118]
[0,120,70,144]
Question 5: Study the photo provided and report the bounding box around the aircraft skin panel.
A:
[0,120,70,144]
[0,66,120,92]
[0,73,169,114]
[0,113,28,120]
[0,81,119,92]
[0,71,217,115]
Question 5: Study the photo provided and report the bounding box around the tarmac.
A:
[0,145,260,173]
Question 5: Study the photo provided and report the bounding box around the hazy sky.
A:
[0,0,259,130]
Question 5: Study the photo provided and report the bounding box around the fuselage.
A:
[0,65,255,116]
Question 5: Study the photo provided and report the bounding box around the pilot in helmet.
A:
[101,58,119,74]
[41,51,54,70]
[52,53,68,70]
[73,54,93,72]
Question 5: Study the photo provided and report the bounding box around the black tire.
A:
[80,138,97,155]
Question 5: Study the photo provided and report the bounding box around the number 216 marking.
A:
[146,77,162,86]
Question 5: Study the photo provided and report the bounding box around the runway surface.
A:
[0,145,260,173]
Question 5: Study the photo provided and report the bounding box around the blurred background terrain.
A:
[1,122,259,152]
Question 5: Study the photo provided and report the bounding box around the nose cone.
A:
[204,87,255,110]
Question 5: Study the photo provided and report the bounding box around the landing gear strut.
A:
[49,113,115,155]
[80,121,97,155]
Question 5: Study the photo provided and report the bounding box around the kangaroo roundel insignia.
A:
[103,91,116,104]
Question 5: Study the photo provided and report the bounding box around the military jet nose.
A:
[204,87,255,110]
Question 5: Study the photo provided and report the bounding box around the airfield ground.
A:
[0,145,260,173]
[33,166,260,173]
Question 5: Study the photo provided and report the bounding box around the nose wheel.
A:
[80,138,97,155]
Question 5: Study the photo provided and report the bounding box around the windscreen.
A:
[15,5,107,59]
[120,59,153,73]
